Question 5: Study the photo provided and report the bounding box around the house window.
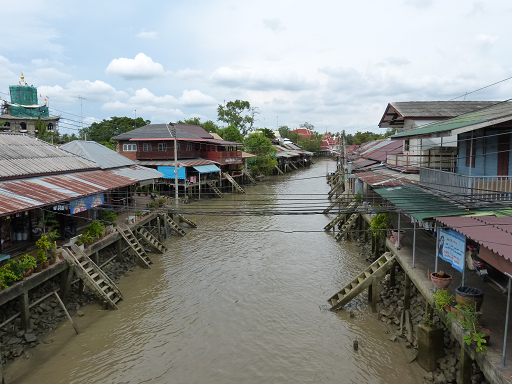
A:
[187,142,192,151]
[20,122,27,132]
[404,139,410,151]
[143,143,152,152]
[465,138,476,168]
[4,122,10,127]
[47,123,54,131]
[158,143,167,151]
[123,143,137,151]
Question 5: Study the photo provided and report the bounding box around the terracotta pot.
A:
[431,272,452,289]
[49,257,56,265]
[34,264,42,273]
[42,260,49,269]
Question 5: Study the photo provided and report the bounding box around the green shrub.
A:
[99,210,118,226]
[37,250,47,263]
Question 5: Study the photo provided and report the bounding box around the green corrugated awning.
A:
[391,120,485,139]
[374,185,469,222]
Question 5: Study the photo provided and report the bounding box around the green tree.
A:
[79,116,150,147]
[217,124,244,143]
[257,128,276,139]
[351,131,384,145]
[278,125,290,139]
[177,118,220,133]
[178,117,201,126]
[298,132,322,152]
[36,117,58,144]
[299,122,314,131]
[217,100,254,136]
[244,132,277,175]
[288,131,300,144]
[60,133,79,143]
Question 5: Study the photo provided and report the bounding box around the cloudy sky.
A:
[1,0,511,135]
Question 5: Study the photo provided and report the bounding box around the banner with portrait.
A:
[438,228,466,273]
[70,193,104,214]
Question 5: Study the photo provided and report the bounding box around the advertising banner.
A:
[70,193,104,214]
[438,228,466,273]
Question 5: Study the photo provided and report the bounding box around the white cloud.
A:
[179,90,217,107]
[176,68,204,79]
[263,18,285,32]
[102,88,216,109]
[211,67,319,91]
[105,53,166,80]
[476,34,498,49]
[137,30,158,39]
[405,0,434,9]
[39,80,128,104]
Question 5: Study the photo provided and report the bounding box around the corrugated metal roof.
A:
[112,123,214,141]
[360,139,403,162]
[60,140,135,169]
[0,166,162,217]
[391,101,512,139]
[355,169,418,187]
[390,101,499,118]
[0,133,98,179]
[434,215,512,261]
[374,185,467,222]
[137,159,219,167]
[351,158,378,170]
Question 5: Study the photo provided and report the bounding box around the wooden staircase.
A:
[323,191,349,214]
[275,165,284,175]
[224,173,245,193]
[136,226,167,254]
[324,202,357,231]
[334,213,360,241]
[178,213,197,228]
[116,224,152,268]
[206,181,223,197]
[328,252,396,311]
[244,170,257,184]
[162,214,187,237]
[62,244,123,309]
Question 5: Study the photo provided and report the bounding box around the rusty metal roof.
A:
[0,166,162,217]
[355,169,419,187]
[0,133,99,179]
[435,215,512,262]
[138,159,219,167]
[360,139,403,162]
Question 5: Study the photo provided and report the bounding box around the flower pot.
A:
[34,264,42,273]
[42,260,49,269]
[49,257,56,265]
[392,230,405,242]
[456,286,484,311]
[431,272,452,289]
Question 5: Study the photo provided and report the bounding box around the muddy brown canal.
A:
[7,159,424,383]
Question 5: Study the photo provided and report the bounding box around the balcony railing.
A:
[420,168,512,202]
[202,151,242,160]
[387,154,456,173]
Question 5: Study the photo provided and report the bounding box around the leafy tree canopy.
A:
[244,132,277,175]
[345,131,385,145]
[217,100,255,136]
[298,132,323,152]
[79,116,150,148]
[177,118,220,133]
[278,125,290,139]
[35,117,58,144]
[299,122,314,131]
[257,128,276,139]
[217,124,244,143]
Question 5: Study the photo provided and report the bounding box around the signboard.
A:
[438,228,466,273]
[70,193,104,214]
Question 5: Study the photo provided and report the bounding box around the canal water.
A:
[7,159,424,383]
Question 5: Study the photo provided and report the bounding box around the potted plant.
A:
[432,288,454,311]
[99,210,118,228]
[0,265,18,286]
[158,198,166,208]
[354,191,362,204]
[430,270,452,289]
[37,249,48,269]
[19,254,37,278]
[447,302,488,354]
[370,213,389,241]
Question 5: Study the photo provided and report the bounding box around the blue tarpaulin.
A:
[158,166,186,179]
[192,165,221,174]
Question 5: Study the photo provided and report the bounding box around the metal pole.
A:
[412,220,417,268]
[169,123,179,210]
[397,210,401,248]
[198,173,201,200]
[435,223,439,273]
[462,237,467,286]
[503,273,512,366]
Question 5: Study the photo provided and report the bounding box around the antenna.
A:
[77,96,87,131]
[134,110,137,129]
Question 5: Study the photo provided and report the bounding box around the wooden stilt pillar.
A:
[116,238,124,261]
[458,345,472,384]
[417,323,445,372]
[91,251,99,265]
[157,216,162,242]
[367,280,377,312]
[60,267,74,303]
[20,290,30,330]
[403,273,411,310]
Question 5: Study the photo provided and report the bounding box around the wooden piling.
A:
[53,291,79,335]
